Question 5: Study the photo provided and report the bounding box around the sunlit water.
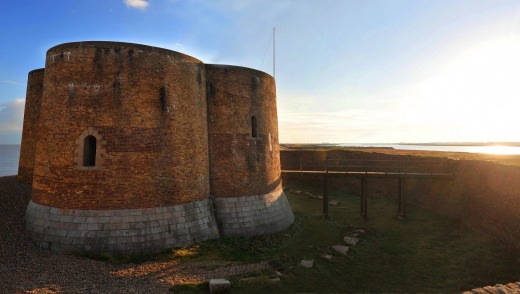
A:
[464,145,520,155]
[0,145,20,177]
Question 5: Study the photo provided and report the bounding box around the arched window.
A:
[74,128,106,170]
[83,135,97,166]
[251,116,258,138]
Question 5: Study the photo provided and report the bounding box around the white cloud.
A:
[0,99,25,144]
[169,42,217,63]
[139,41,217,63]
[124,0,149,9]
[1,80,22,86]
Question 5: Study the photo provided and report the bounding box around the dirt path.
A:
[0,176,268,293]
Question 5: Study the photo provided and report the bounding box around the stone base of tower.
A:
[213,188,295,237]
[25,199,220,255]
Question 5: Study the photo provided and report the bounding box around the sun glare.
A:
[468,145,520,155]
[408,37,520,142]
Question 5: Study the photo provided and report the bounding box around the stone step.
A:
[332,245,349,255]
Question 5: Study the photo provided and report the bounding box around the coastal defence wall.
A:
[281,150,520,250]
[206,65,294,237]
[18,68,45,184]
[406,160,520,249]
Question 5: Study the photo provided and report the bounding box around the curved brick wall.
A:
[22,41,294,254]
[18,68,45,184]
[206,65,281,196]
[26,42,215,254]
[32,41,209,210]
[206,65,293,236]
[213,187,294,237]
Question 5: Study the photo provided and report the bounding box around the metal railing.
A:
[324,158,454,175]
[320,158,455,219]
[283,157,455,220]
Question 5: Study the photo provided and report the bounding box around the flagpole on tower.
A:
[273,27,276,78]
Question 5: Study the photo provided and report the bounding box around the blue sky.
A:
[1,0,520,144]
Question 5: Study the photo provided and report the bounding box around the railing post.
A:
[299,155,303,177]
[360,177,364,216]
[323,169,329,219]
[398,176,402,216]
[398,177,406,219]
[361,177,367,220]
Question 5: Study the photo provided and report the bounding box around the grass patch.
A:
[170,282,208,293]
[87,176,520,292]
[214,177,520,293]
[270,179,520,293]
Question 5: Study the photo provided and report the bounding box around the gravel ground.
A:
[0,176,269,293]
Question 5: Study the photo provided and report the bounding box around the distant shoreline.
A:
[280,142,520,147]
[398,142,520,147]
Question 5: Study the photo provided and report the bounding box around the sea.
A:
[1,143,520,177]
[0,145,20,177]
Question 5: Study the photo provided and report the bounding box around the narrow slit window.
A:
[159,86,167,111]
[83,135,97,166]
[251,116,257,138]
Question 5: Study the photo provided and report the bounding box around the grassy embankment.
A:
[169,176,519,293]
[281,144,520,166]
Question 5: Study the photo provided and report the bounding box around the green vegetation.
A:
[170,282,208,293]
[171,176,520,293]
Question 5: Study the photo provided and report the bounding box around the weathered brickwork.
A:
[32,42,209,210]
[20,41,294,254]
[206,65,282,198]
[26,199,219,254]
[18,68,45,184]
[214,187,294,237]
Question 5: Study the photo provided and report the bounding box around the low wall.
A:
[26,199,220,254]
[281,150,520,251]
[406,160,520,250]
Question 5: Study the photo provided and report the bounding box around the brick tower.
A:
[18,68,44,184]
[21,41,294,254]
[206,65,294,237]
